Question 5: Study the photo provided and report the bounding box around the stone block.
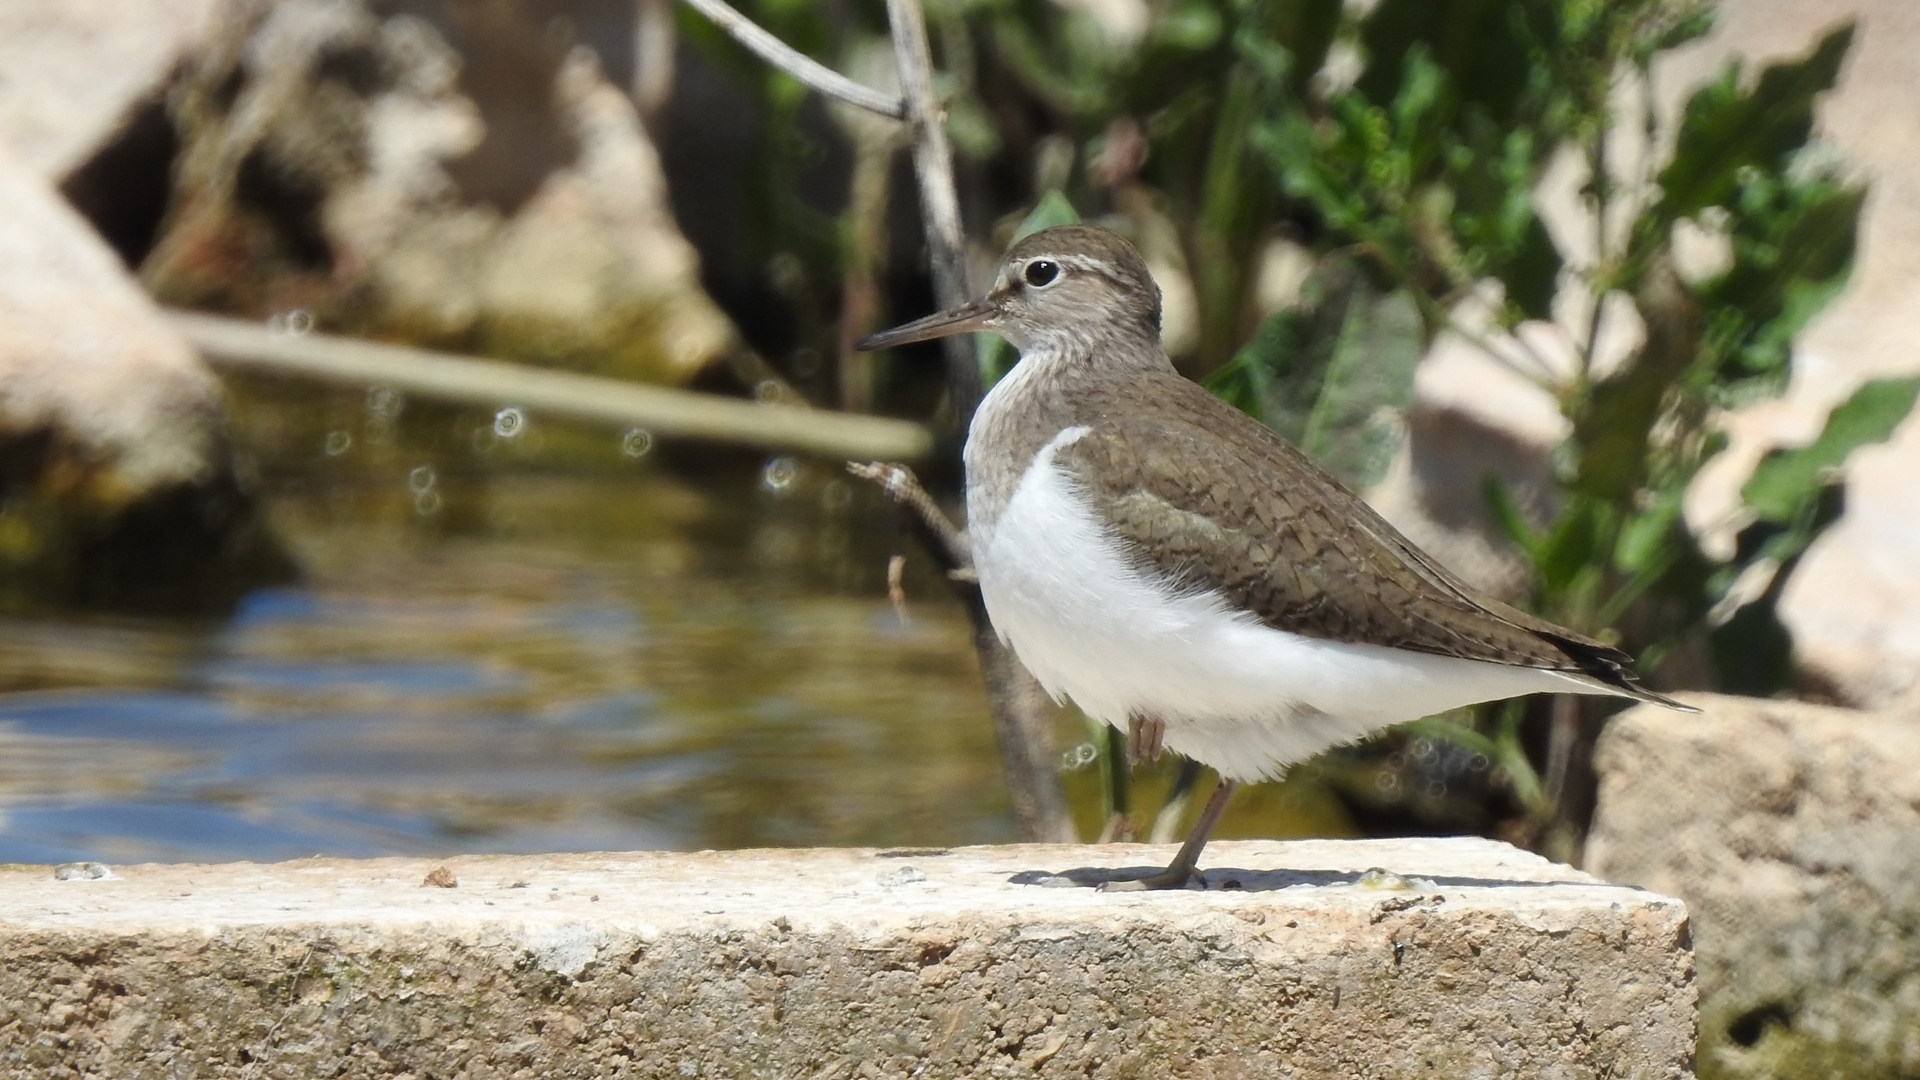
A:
[0,838,1694,1078]
[1588,692,1920,1078]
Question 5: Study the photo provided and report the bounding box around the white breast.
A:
[970,427,1614,782]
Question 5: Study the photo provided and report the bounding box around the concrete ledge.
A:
[0,838,1694,1078]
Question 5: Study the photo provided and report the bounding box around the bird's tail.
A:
[1543,633,1701,713]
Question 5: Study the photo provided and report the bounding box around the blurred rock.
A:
[0,143,289,612]
[1588,693,1920,1079]
[0,0,221,180]
[1368,333,1568,602]
[1778,420,1920,713]
[138,0,736,385]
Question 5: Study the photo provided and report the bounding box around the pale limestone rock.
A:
[0,0,222,179]
[0,144,221,501]
[142,0,735,385]
[0,142,285,609]
[0,838,1693,1079]
[1588,692,1920,1078]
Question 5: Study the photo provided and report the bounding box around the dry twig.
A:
[677,0,905,119]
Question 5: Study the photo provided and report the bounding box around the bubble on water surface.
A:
[268,309,314,336]
[493,407,526,439]
[760,456,798,492]
[408,466,436,494]
[323,430,352,456]
[366,385,402,422]
[620,428,654,459]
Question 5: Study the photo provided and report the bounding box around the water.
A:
[0,378,1015,865]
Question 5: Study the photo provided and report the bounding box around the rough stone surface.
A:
[0,0,222,179]
[138,0,736,384]
[0,838,1694,1079]
[0,142,286,610]
[1587,692,1920,1078]
[0,145,222,496]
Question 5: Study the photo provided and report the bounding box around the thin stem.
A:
[175,312,933,462]
[847,463,1075,842]
[678,0,905,119]
[1580,96,1613,388]
[884,0,983,420]
[846,462,968,566]
[1405,287,1559,390]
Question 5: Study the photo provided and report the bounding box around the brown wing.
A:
[1053,374,1673,699]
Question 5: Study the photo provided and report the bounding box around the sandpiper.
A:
[858,225,1691,889]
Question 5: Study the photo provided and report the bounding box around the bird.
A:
[856,224,1693,889]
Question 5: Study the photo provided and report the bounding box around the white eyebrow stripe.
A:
[1051,255,1108,273]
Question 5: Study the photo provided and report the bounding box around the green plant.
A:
[1239,5,1905,852]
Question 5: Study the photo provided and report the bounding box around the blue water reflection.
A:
[0,455,1011,865]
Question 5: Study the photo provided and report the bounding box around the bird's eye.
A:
[1023,260,1060,288]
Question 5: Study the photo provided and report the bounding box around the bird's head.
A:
[856,225,1162,358]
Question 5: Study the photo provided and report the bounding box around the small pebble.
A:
[876,866,927,887]
[1354,868,1415,891]
[53,862,111,881]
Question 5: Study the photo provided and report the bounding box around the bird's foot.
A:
[1097,864,1199,892]
[1126,713,1165,766]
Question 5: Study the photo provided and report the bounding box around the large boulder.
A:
[0,144,289,612]
[1587,693,1920,1079]
[138,0,737,385]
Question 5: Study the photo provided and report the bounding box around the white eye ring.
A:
[1023,260,1061,288]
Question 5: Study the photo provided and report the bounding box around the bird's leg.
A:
[1126,712,1165,766]
[1103,777,1241,891]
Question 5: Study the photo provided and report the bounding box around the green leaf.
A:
[1010,190,1082,243]
[1481,474,1542,557]
[1204,255,1420,488]
[1654,23,1854,221]
[1299,287,1421,487]
[1535,497,1612,595]
[1742,376,1920,521]
[1701,179,1866,385]
[1499,214,1562,320]
[1357,0,1532,127]
[1247,0,1342,95]
[1615,488,1684,576]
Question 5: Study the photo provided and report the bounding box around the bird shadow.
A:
[1008,866,1596,893]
